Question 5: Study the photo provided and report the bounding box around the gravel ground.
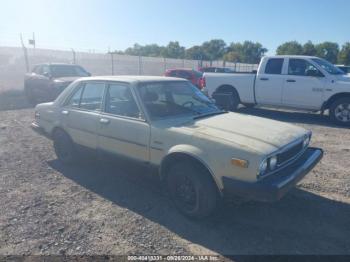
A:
[0,106,349,257]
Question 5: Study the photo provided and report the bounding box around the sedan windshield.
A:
[138,81,220,119]
[311,58,345,75]
[50,65,90,77]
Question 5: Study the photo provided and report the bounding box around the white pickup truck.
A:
[203,55,350,126]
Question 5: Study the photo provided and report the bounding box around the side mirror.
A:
[43,72,51,78]
[86,72,92,76]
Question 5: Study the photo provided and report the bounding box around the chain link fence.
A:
[0,46,258,91]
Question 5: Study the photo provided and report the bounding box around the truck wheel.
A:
[330,98,350,126]
[166,161,219,219]
[53,129,77,165]
[243,103,256,109]
[228,92,240,111]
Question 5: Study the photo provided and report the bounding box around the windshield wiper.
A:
[193,110,227,120]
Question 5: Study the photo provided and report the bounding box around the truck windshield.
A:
[138,81,220,119]
[50,65,90,77]
[311,58,345,75]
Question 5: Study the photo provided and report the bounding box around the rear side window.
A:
[79,83,105,111]
[177,71,191,79]
[167,71,177,77]
[265,59,284,74]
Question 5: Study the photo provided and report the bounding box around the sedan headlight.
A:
[259,159,268,176]
[269,156,278,170]
[303,134,311,148]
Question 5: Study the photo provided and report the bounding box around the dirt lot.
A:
[0,98,349,257]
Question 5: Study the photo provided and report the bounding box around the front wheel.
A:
[166,162,219,219]
[53,129,77,165]
[330,98,350,126]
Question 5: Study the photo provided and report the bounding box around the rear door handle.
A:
[286,79,296,83]
[99,118,110,124]
[61,110,69,115]
[260,78,269,81]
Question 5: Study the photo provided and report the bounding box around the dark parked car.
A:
[199,67,235,73]
[336,65,350,74]
[165,69,204,89]
[24,63,91,104]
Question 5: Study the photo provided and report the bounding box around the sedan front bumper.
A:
[31,122,51,139]
[222,147,323,202]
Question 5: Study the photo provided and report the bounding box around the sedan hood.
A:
[184,112,308,154]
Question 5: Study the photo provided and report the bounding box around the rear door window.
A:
[265,58,284,74]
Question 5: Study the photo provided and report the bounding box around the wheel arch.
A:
[322,92,350,110]
[51,125,69,138]
[159,150,222,195]
[214,84,240,100]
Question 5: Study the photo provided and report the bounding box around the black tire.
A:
[213,91,239,112]
[329,97,350,127]
[166,161,219,219]
[53,129,77,165]
[228,91,240,111]
[243,103,256,109]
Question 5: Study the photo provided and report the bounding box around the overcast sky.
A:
[1,0,349,54]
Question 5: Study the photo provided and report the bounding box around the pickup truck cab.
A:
[32,76,323,218]
[203,56,350,126]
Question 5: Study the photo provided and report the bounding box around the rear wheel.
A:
[213,91,239,111]
[330,98,350,126]
[53,129,77,165]
[166,161,219,219]
[243,103,256,109]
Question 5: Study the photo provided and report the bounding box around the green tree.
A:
[201,39,227,61]
[185,45,208,60]
[227,41,267,63]
[338,42,350,65]
[315,42,339,63]
[302,41,317,56]
[276,41,303,55]
[123,43,164,57]
[161,41,185,59]
[223,51,241,62]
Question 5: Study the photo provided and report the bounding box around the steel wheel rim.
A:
[174,175,197,212]
[335,103,350,122]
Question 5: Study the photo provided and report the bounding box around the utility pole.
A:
[20,33,30,72]
[32,32,36,49]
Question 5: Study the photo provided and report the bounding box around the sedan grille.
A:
[277,142,304,166]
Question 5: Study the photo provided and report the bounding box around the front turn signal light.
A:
[231,158,249,168]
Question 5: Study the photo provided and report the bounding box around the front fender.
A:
[161,144,223,190]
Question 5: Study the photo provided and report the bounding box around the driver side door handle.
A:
[99,118,110,124]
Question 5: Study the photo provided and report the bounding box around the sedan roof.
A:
[77,75,187,83]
